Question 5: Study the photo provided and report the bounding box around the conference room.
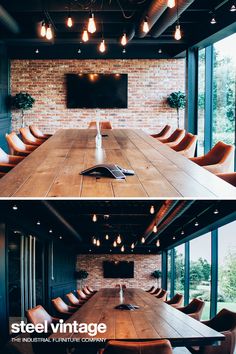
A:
[0,0,235,198]
[0,199,236,354]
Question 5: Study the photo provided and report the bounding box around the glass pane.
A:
[167,250,172,299]
[217,220,236,313]
[212,34,236,169]
[190,233,211,320]
[174,244,185,298]
[197,48,206,155]
[35,239,44,305]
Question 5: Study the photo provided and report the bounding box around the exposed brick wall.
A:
[76,254,161,290]
[10,59,185,133]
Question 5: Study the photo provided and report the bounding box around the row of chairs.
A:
[146,286,236,354]
[0,125,52,178]
[152,125,236,186]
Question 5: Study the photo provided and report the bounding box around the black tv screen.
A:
[66,73,128,108]
[103,261,134,278]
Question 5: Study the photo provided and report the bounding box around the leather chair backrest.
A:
[168,293,183,305]
[166,129,185,142]
[77,289,87,299]
[175,133,197,150]
[52,297,69,312]
[208,308,236,332]
[26,305,53,326]
[0,148,10,163]
[20,127,38,142]
[102,339,173,354]
[159,125,171,136]
[30,125,45,138]
[206,141,234,164]
[66,293,79,305]
[185,298,205,314]
[6,133,26,151]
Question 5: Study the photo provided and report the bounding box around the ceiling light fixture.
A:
[99,39,106,53]
[230,3,236,11]
[213,208,219,215]
[131,243,135,249]
[121,245,125,252]
[117,235,122,244]
[82,30,89,42]
[92,214,97,222]
[141,237,145,244]
[210,15,217,24]
[194,220,199,227]
[46,24,53,40]
[49,229,53,233]
[153,224,157,233]
[88,12,96,33]
[156,239,160,247]
[150,205,155,214]
[41,22,46,37]
[105,234,109,240]
[67,15,73,28]
[113,240,117,247]
[173,235,176,240]
[122,48,126,54]
[158,48,162,54]
[12,205,18,210]
[121,33,127,46]
[35,49,39,54]
[142,17,149,33]
[96,239,100,246]
[181,229,185,235]
[37,221,41,225]
[59,236,63,240]
[174,24,182,40]
[167,0,175,8]
[93,237,97,245]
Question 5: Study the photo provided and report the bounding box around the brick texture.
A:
[10,59,185,133]
[76,254,161,290]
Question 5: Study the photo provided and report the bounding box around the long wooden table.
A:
[50,288,224,347]
[0,129,236,198]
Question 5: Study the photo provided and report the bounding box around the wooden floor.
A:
[0,129,235,198]
[50,288,224,347]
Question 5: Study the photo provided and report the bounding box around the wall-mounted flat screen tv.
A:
[103,261,134,278]
[66,73,128,108]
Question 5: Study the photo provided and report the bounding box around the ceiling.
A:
[2,199,236,254]
[0,0,235,59]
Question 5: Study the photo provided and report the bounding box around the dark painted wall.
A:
[0,223,8,345]
[0,43,11,151]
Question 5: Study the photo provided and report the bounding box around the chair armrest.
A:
[25,144,37,151]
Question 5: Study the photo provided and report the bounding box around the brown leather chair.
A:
[146,286,155,293]
[83,286,94,297]
[99,339,173,354]
[66,292,82,307]
[216,172,236,187]
[166,293,183,308]
[171,133,198,158]
[150,287,162,296]
[20,127,45,146]
[178,298,205,321]
[191,309,236,354]
[51,297,77,319]
[156,289,168,301]
[151,125,171,139]
[26,305,59,327]
[190,141,234,174]
[29,125,52,140]
[77,289,89,302]
[6,132,37,156]
[88,121,112,129]
[87,286,97,293]
[0,147,24,175]
[158,129,186,147]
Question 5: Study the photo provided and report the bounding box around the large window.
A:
[174,244,185,297]
[189,233,211,320]
[197,48,206,155]
[167,250,172,299]
[217,220,236,313]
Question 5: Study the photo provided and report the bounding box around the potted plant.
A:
[151,269,162,287]
[11,92,35,127]
[167,91,186,128]
[75,269,89,289]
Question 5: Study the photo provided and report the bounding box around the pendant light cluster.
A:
[40,22,53,40]
[210,1,236,24]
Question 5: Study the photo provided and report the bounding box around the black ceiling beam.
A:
[0,5,20,33]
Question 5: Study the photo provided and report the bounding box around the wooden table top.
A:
[0,129,235,198]
[50,288,224,347]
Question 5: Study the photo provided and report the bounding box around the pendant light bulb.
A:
[82,30,89,42]
[96,239,100,247]
[174,24,181,40]
[117,234,122,244]
[46,24,53,40]
[113,240,117,247]
[153,224,157,233]
[210,16,216,24]
[105,234,109,240]
[93,237,96,245]
[141,237,145,244]
[150,205,155,214]
[41,22,46,37]
[67,15,73,28]
[143,18,149,33]
[167,0,175,8]
[131,243,135,249]
[99,39,106,53]
[181,229,185,235]
[88,13,96,33]
[121,33,127,46]
[230,4,236,11]
[92,214,97,222]
[121,245,125,252]
[156,239,160,247]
